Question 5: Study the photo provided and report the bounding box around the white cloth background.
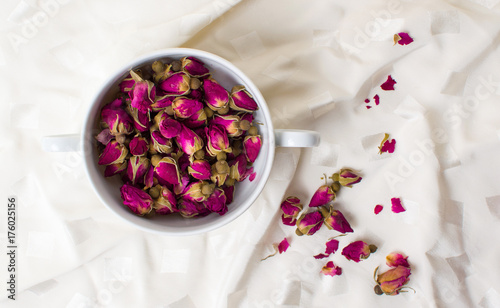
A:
[2,0,500,307]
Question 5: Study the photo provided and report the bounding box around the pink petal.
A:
[243,135,262,163]
[281,214,297,226]
[380,139,396,154]
[129,135,148,156]
[204,189,228,215]
[278,238,290,254]
[397,32,414,45]
[374,94,380,105]
[366,105,372,109]
[280,196,302,217]
[182,56,210,77]
[249,172,257,182]
[314,253,329,259]
[341,241,372,262]
[230,86,259,112]
[391,197,406,213]
[96,128,114,145]
[386,253,410,268]
[159,117,182,138]
[374,204,384,215]
[381,75,397,91]
[203,78,230,110]
[325,239,339,255]
[321,261,342,277]
[364,98,370,103]
[172,97,203,119]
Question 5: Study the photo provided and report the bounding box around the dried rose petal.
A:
[374,204,384,215]
[127,156,150,185]
[374,94,380,105]
[243,135,262,163]
[175,124,204,156]
[281,214,298,226]
[95,128,114,146]
[296,211,323,236]
[204,188,228,215]
[159,117,182,139]
[381,75,397,91]
[150,95,173,112]
[153,185,177,215]
[129,135,149,156]
[378,133,396,154]
[143,165,154,189]
[320,207,353,234]
[366,105,372,109]
[375,265,411,295]
[203,78,230,111]
[342,241,377,262]
[230,85,259,112]
[159,71,191,96]
[386,253,410,268]
[338,168,362,188]
[129,70,156,112]
[391,197,405,213]
[120,183,153,216]
[364,98,370,104]
[314,253,329,259]
[308,185,335,208]
[394,32,414,46]
[222,185,234,205]
[104,162,127,177]
[262,238,290,261]
[172,97,203,119]
[325,238,340,255]
[98,140,128,165]
[181,56,210,77]
[321,261,342,277]
[154,157,181,186]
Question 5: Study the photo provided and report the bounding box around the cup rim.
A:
[82,48,276,236]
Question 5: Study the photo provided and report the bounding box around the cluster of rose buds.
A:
[95,56,262,218]
[374,253,412,295]
[280,168,362,236]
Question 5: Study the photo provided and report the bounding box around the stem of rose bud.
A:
[373,266,380,282]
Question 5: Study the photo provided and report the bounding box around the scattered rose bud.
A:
[374,254,412,296]
[394,32,414,45]
[230,85,259,112]
[296,211,323,236]
[181,56,210,77]
[374,204,384,215]
[341,240,377,262]
[386,252,410,268]
[308,185,335,208]
[381,75,397,91]
[129,134,149,156]
[338,168,362,187]
[321,261,342,277]
[280,196,303,218]
[262,238,290,261]
[98,140,128,165]
[243,134,262,163]
[120,183,153,216]
[391,197,405,213]
[320,207,353,234]
[159,71,191,95]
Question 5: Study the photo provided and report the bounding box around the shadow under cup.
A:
[83,49,275,236]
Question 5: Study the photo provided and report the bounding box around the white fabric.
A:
[2,0,500,307]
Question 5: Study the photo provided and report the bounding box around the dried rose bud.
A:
[181,56,210,78]
[120,183,153,216]
[129,134,149,156]
[150,95,173,112]
[342,241,377,262]
[183,108,207,129]
[172,97,203,119]
[203,78,230,111]
[143,165,154,189]
[386,253,410,268]
[280,196,303,217]
[338,168,362,187]
[296,211,323,236]
[177,198,209,218]
[126,104,150,132]
[129,70,156,113]
[159,71,191,96]
[308,185,335,208]
[228,154,248,182]
[374,265,411,296]
[118,72,136,93]
[321,261,342,277]
[206,124,231,156]
[230,85,259,112]
[188,160,211,180]
[204,188,228,215]
[222,185,234,205]
[159,117,182,139]
[211,114,242,137]
[96,128,114,145]
[211,163,228,187]
[182,181,214,202]
[104,162,127,177]
[243,135,262,163]
[126,156,150,185]
[152,61,172,83]
[153,185,177,215]
[150,130,173,154]
[175,124,204,156]
[319,206,353,234]
[100,99,134,136]
[98,140,128,165]
[154,157,181,186]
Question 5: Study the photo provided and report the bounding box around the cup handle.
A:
[42,134,81,152]
[274,129,320,147]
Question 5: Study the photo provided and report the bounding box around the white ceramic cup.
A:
[43,48,320,236]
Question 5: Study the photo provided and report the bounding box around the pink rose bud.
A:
[175,124,204,156]
[159,71,191,96]
[230,85,259,112]
[173,172,191,195]
[375,265,411,295]
[177,198,209,218]
[150,130,174,154]
[243,135,262,163]
[143,165,154,189]
[118,73,136,93]
[127,156,150,185]
[172,97,203,119]
[341,241,377,262]
[280,196,303,217]
[211,114,242,137]
[120,183,153,216]
[204,188,228,215]
[321,261,342,277]
[98,140,128,165]
[129,134,149,156]
[386,253,410,268]
[203,78,230,111]
[188,160,211,180]
[183,108,207,129]
[228,154,248,182]
[159,117,182,139]
[296,211,323,236]
[126,104,150,132]
[181,56,210,77]
[206,124,231,156]
[281,215,298,226]
[150,95,173,112]
[308,185,336,208]
[222,185,234,205]
[96,128,114,145]
[153,185,177,215]
[104,162,127,177]
[129,70,156,113]
[100,99,134,136]
[319,207,353,234]
[182,181,214,203]
[338,168,362,187]
[154,157,181,186]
